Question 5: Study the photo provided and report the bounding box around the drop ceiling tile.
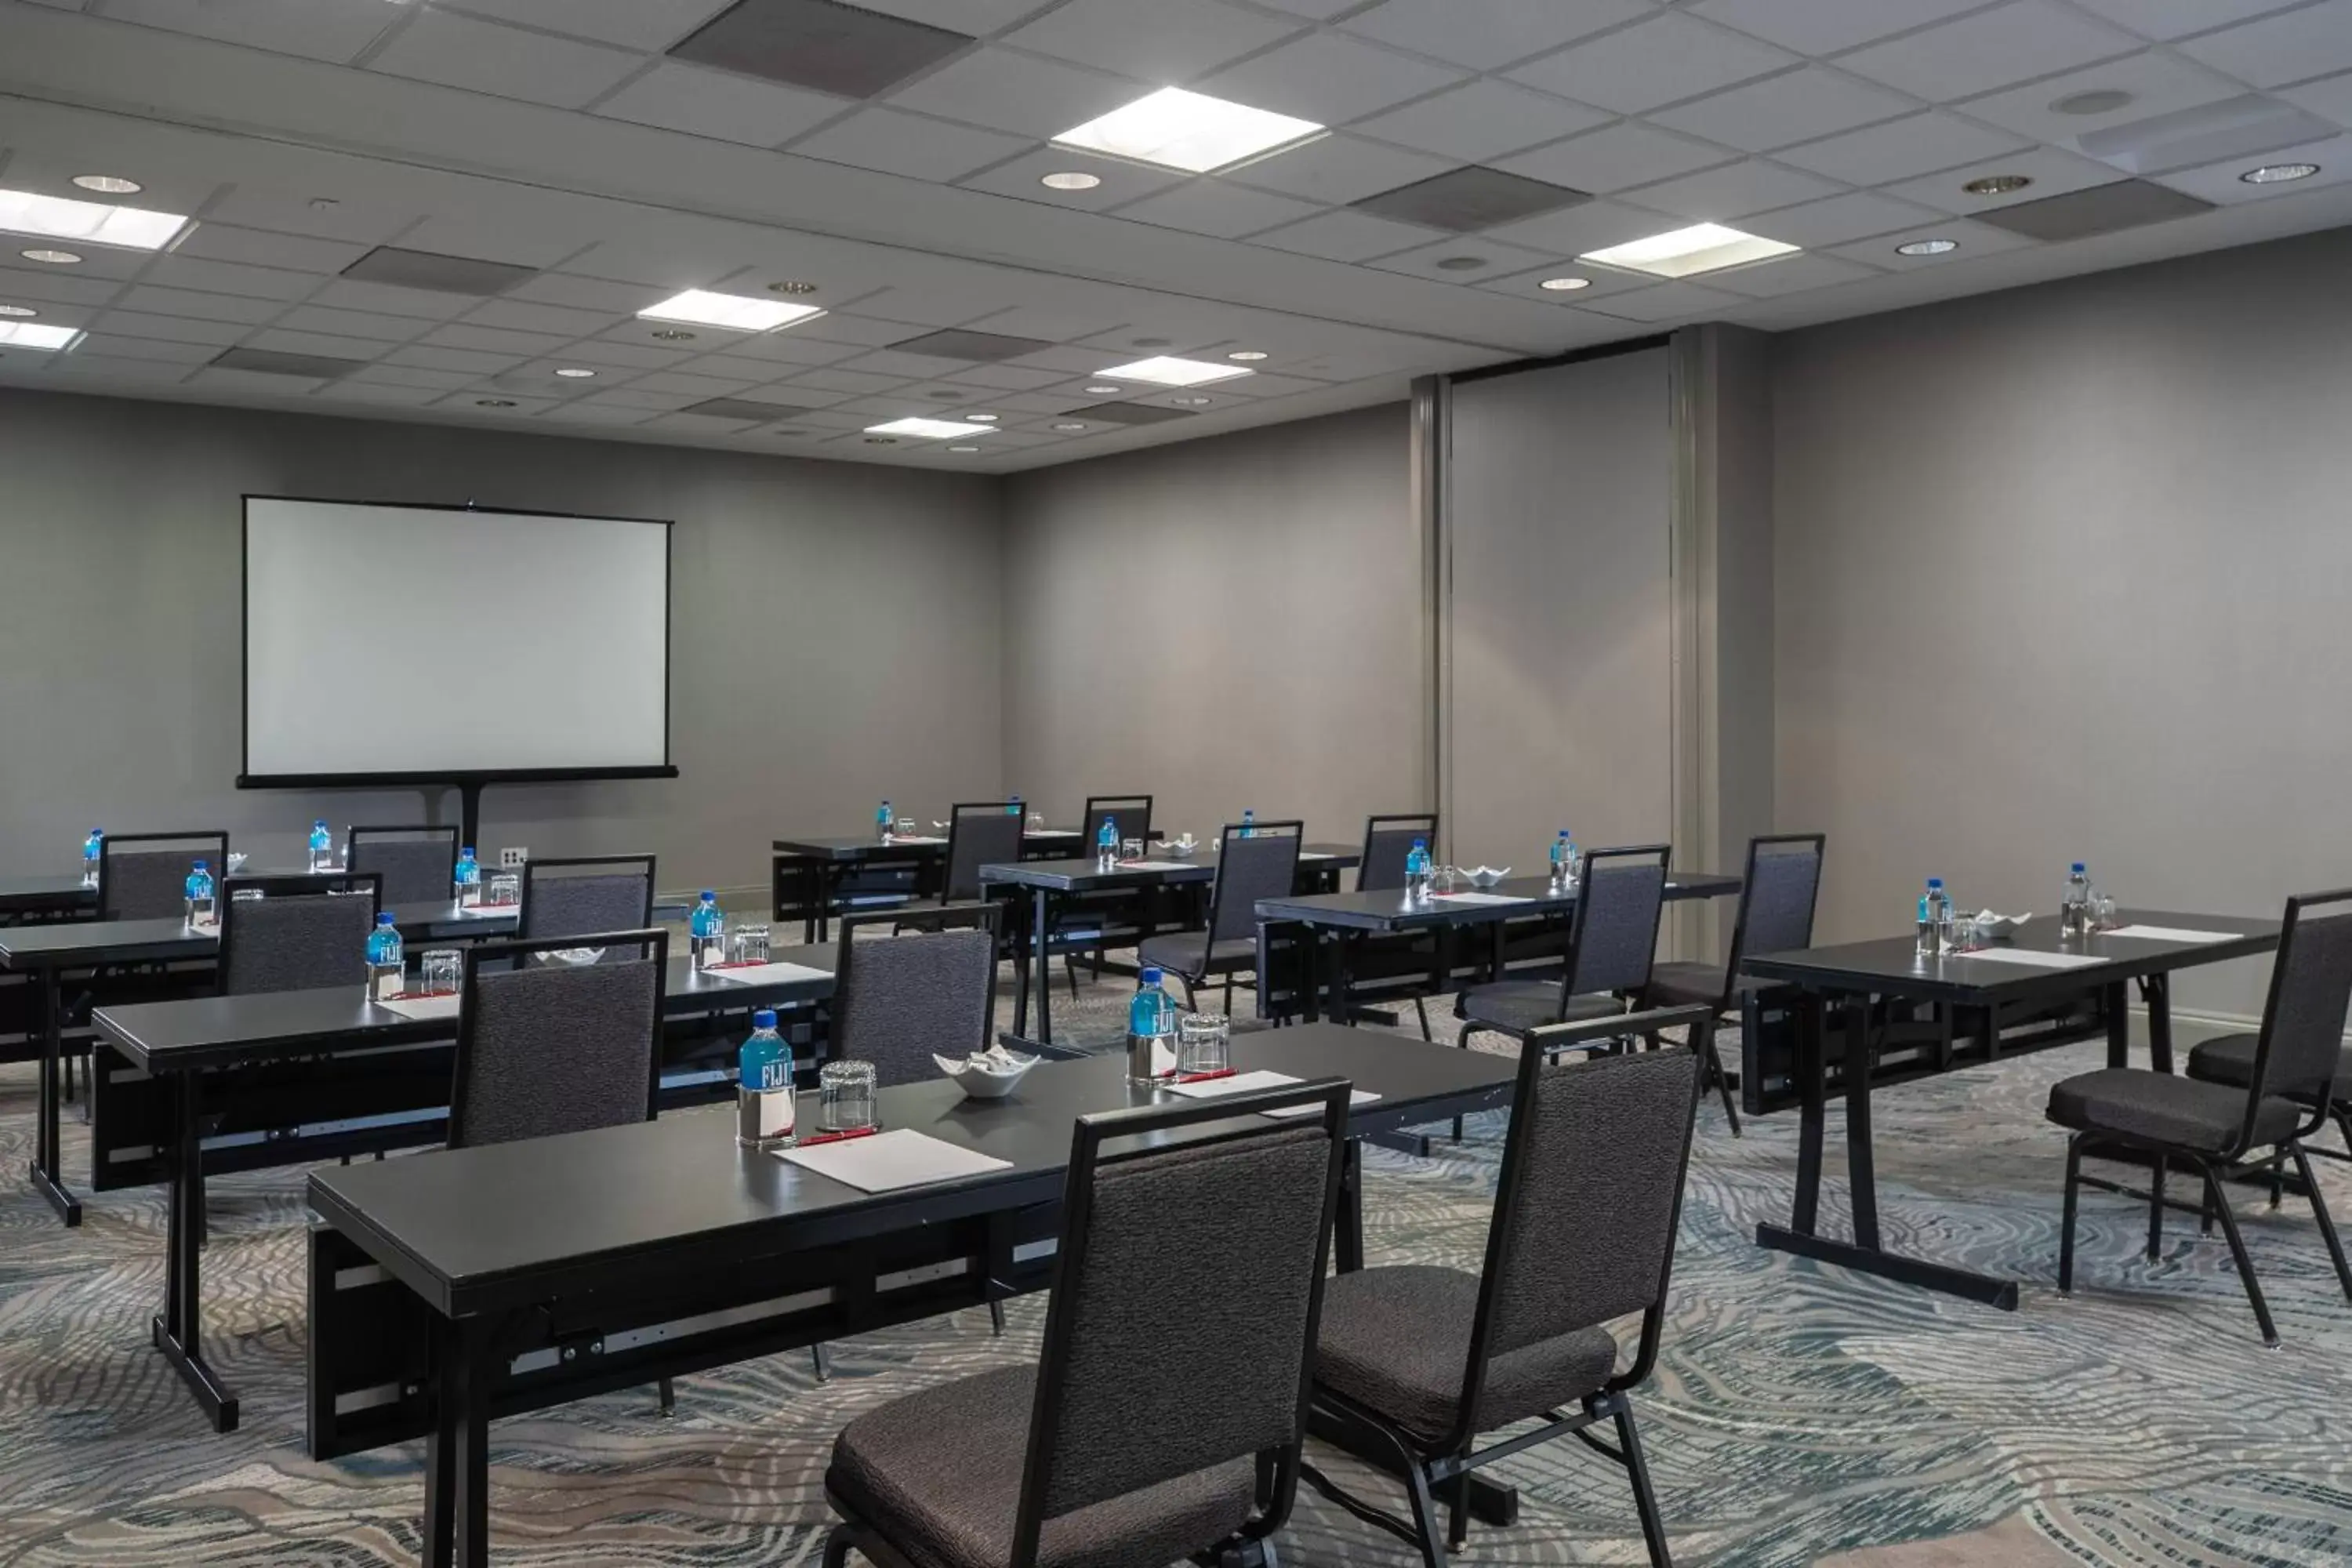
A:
[1580,280,1742,321]
[434,0,732,50]
[242,328,393,361]
[419,323,579,357]
[347,362,481,390]
[789,365,920,394]
[2,245,146,281]
[171,225,370,275]
[368,10,644,108]
[1472,263,1663,304]
[305,278,481,319]
[1339,0,1652,72]
[886,48,1140,140]
[1843,5,2143,103]
[1619,159,1845,221]
[1004,0,1302,82]
[190,365,339,394]
[90,0,405,63]
[1250,209,1441,261]
[681,354,804,383]
[1879,144,2127,212]
[1112,180,1324,237]
[71,334,213,365]
[647,410,786,436]
[435,391,558,416]
[2067,1,2310,42]
[1962,52,2249,149]
[1776,112,2031,185]
[791,312,926,347]
[1497,122,1738,193]
[389,216,598,271]
[195,191,419,247]
[2177,3,2352,88]
[958,148,1185,209]
[1743,190,1944,246]
[1482,198,1691,257]
[1352,81,1610,162]
[537,402,660,426]
[582,387,704,410]
[503,273,674,314]
[2157,132,2352,200]
[1703,250,1882,296]
[1508,13,1799,115]
[794,407,885,430]
[1200,31,1472,125]
[1187,368,1327,398]
[33,354,193,386]
[562,339,697,370]
[965,305,1132,341]
[451,299,615,339]
[625,369,760,397]
[1651,67,1918,152]
[1688,0,1995,56]
[1007,343,1130,371]
[136,256,321,303]
[789,107,1033,182]
[0,267,124,307]
[114,285,283,325]
[840,348,987,378]
[707,330,863,365]
[847,0,1052,31]
[593,61,850,146]
[1363,235,1559,282]
[1225,134,1457,205]
[1824,216,2039,267]
[845,291,1020,328]
[946,362,1076,390]
[560,238,751,290]
[2283,67,2352,128]
[383,344,527,376]
[312,379,447,407]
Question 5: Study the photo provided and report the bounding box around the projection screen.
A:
[241,497,674,785]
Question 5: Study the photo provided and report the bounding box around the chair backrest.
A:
[519,855,655,942]
[1456,1023,1701,1450]
[1357,813,1438,894]
[1207,820,1304,944]
[2240,888,2352,1133]
[216,873,380,996]
[834,905,1002,1086]
[99,830,229,920]
[347,824,459,909]
[1563,843,1671,1000]
[448,929,666,1149]
[1011,1082,1350,1566]
[1080,796,1153,853]
[943,802,1025,904]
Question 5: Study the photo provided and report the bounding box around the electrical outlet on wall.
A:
[499,847,528,868]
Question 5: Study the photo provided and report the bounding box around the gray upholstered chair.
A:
[1354,812,1442,1040]
[98,830,229,920]
[1140,818,1303,1015]
[216,873,380,996]
[2050,888,2352,1345]
[1646,833,1825,1137]
[346,825,459,910]
[1079,793,1152,851]
[834,905,1001,1088]
[822,1080,1351,1568]
[941,802,1025,905]
[518,854,655,944]
[1456,843,1670,1047]
[1302,1010,1709,1568]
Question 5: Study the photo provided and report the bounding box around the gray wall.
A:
[0,389,1004,897]
[1774,225,2352,1017]
[1000,405,1422,846]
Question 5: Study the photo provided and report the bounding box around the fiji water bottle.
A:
[1007,794,1022,819]
[736,1009,796,1150]
[690,890,726,968]
[1916,877,1944,955]
[876,799,893,842]
[1240,807,1255,840]
[1127,967,1178,1083]
[307,818,334,873]
[365,912,404,1001]
[455,845,481,906]
[2062,862,2089,938]
[1548,829,1573,889]
[1404,837,1432,906]
[82,828,103,887]
[183,859,216,927]
[1097,813,1119,869]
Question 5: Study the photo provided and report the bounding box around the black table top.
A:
[775,829,1083,860]
[1744,908,2284,1000]
[0,901,518,970]
[982,844,1360,892]
[1256,869,1743,931]
[308,1022,1515,1318]
[96,946,840,1074]
[0,874,92,913]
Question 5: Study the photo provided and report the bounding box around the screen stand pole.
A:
[459,782,484,862]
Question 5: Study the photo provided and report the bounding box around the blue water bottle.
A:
[82,827,103,888]
[1008,793,1023,819]
[183,859,216,927]
[1240,807,1255,840]
[691,890,725,968]
[1097,813,1119,867]
[737,1009,795,1149]
[1127,967,1176,1083]
[454,845,480,905]
[876,799,893,842]
[365,911,404,1000]
[307,818,333,872]
[1405,837,1432,906]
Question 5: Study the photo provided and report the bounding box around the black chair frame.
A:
[346,823,460,900]
[839,900,1005,1064]
[1686,832,1826,1138]
[1355,812,1443,1040]
[1079,794,1154,850]
[1174,819,1305,1017]
[213,871,381,996]
[96,830,230,921]
[517,853,656,935]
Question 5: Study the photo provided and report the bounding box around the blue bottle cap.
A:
[1928,877,1944,888]
[1412,837,1427,849]
[376,912,395,925]
[191,858,207,870]
[1140,966,1163,985]
[699,890,717,902]
[752,1008,778,1029]
[2071,862,2085,873]
[314,818,327,827]
[461,846,475,856]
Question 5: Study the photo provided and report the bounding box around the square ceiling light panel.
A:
[1053,88,1325,174]
[669,0,975,98]
[1093,355,1254,387]
[0,321,82,350]
[638,289,826,331]
[1582,222,1798,278]
[865,416,997,438]
[1352,166,1589,231]
[0,188,191,251]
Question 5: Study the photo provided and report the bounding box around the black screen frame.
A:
[236,493,680,790]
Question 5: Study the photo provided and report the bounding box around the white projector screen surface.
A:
[244,498,671,780]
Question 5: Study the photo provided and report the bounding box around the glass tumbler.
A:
[1122,837,1145,862]
[487,872,521,908]
[728,924,772,966]
[420,949,463,996]
[818,1060,879,1134]
[1178,1014,1231,1077]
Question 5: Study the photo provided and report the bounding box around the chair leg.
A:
[1064,955,1080,1002]
[657,1376,676,1417]
[1445,1459,1471,1551]
[811,1344,833,1381]
[2058,1136,2082,1294]
[2200,1163,2280,1347]
[1697,1018,1740,1138]
[1414,996,1432,1042]
[1180,975,1199,1011]
[822,1523,856,1568]
[1612,1397,1675,1568]
[1396,1450,1447,1568]
[989,1298,1007,1337]
[2147,1156,2166,1262]
[1222,975,1235,1017]
[2290,1142,2352,1305]
[1451,1024,1476,1142]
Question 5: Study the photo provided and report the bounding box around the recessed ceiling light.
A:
[1040,171,1102,191]
[475,398,517,408]
[71,175,142,195]
[1084,383,1121,394]
[2241,162,2320,184]
[1226,349,1267,361]
[1537,276,1592,292]
[1895,238,1958,256]
[1434,255,1487,271]
[20,249,81,265]
[553,366,597,378]
[638,289,823,333]
[649,328,696,342]
[1963,174,2032,196]
[0,303,35,318]
[767,280,819,295]
[0,187,190,251]
[1094,354,1252,387]
[1052,87,1323,175]
[865,416,996,439]
[2052,89,2132,116]
[1581,223,1798,280]
[947,445,982,452]
[0,321,81,350]
[1171,395,1212,406]
[1054,422,1088,432]
[967,412,999,422]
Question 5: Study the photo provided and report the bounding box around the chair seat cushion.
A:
[828,1364,1256,1568]
[1316,1265,1618,1440]
[1455,981,1622,1036]
[1644,961,1728,1008]
[2047,1067,2302,1152]
[2187,1032,2352,1104]
[1137,932,1255,980]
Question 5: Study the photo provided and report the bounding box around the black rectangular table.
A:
[772,829,1087,942]
[981,845,1359,1046]
[1740,908,2284,1310]
[0,873,93,924]
[95,947,838,1432]
[305,1022,1514,1566]
[1,902,518,1227]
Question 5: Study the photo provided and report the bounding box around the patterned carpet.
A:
[1,964,2349,1566]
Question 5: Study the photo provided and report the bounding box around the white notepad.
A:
[372,993,461,1022]
[2103,925,2242,945]
[452,904,514,919]
[700,960,833,987]
[882,835,947,846]
[1430,891,1532,907]
[1263,1090,1379,1120]
[1960,949,2104,970]
[779,1128,1011,1193]
[1164,1069,1301,1100]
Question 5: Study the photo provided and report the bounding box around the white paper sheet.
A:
[779,1128,1011,1193]
[1164,1069,1301,1100]
[453,903,516,918]
[1263,1090,1379,1119]
[881,835,947,846]
[700,960,833,987]
[1431,891,1533,907]
[2102,925,2242,945]
[372,993,462,1021]
[1959,949,2105,970]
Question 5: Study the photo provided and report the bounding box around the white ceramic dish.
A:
[1161,837,1200,858]
[934,1044,1040,1099]
[1973,912,2031,938]
[1466,866,1512,888]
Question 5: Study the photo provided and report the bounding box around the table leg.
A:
[29,965,81,1226]
[1298,929,1321,1025]
[2141,973,2175,1074]
[1842,995,1879,1251]
[1032,886,1054,1047]
[1009,886,1032,1038]
[1791,991,1825,1235]
[424,1316,492,1567]
[1330,931,1357,1027]
[2104,981,2131,1069]
[815,863,836,946]
[1337,1139,1363,1274]
[154,1071,237,1431]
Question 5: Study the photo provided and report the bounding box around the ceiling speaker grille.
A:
[671,0,975,99]
[1065,401,1196,425]
[209,347,366,379]
[1973,180,2213,242]
[340,247,538,296]
[1352,167,1590,232]
[887,328,1054,361]
[683,397,816,422]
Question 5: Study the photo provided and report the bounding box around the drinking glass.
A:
[2092,895,2117,932]
[728,924,772,966]
[1178,1014,1231,1077]
[486,872,521,908]
[420,949,463,996]
[1432,864,1461,895]
[230,887,266,902]
[1122,837,1145,862]
[898,817,917,838]
[818,1060,879,1133]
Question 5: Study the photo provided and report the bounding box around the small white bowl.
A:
[935,1046,1039,1099]
[1973,913,2031,938]
[1466,866,1512,889]
[1161,838,1199,858]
